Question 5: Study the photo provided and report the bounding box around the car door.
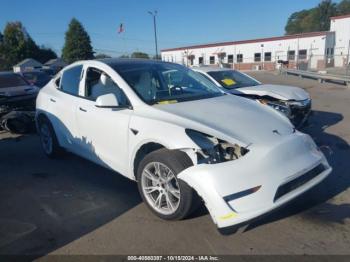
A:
[76,66,132,176]
[47,64,83,153]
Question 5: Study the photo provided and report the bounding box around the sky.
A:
[0,0,341,57]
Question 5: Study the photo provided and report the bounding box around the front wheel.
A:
[37,116,62,158]
[137,149,199,220]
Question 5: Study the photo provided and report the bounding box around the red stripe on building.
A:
[330,14,350,20]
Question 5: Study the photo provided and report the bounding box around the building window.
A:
[288,50,295,60]
[198,57,204,65]
[264,52,272,62]
[228,54,234,64]
[298,49,307,60]
[254,53,261,62]
[237,54,243,63]
[210,56,215,64]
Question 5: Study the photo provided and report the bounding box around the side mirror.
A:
[95,93,120,108]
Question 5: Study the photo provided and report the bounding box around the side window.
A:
[60,65,83,95]
[85,67,129,106]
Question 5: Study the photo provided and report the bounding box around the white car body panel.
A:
[36,60,332,229]
[178,131,331,228]
[236,84,310,101]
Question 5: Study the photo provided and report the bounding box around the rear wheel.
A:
[37,116,62,158]
[137,148,199,220]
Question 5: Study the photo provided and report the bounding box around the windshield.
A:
[112,62,224,104]
[23,72,51,87]
[207,70,260,89]
[0,74,28,88]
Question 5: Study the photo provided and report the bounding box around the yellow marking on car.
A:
[219,212,238,220]
[157,100,178,104]
[221,78,236,86]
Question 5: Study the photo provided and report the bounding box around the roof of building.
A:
[330,14,350,20]
[14,58,43,67]
[161,31,329,52]
[44,58,67,66]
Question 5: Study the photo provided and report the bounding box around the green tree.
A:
[119,54,130,58]
[285,0,337,35]
[0,21,40,70]
[316,0,337,31]
[62,18,94,64]
[131,52,149,59]
[337,0,350,15]
[285,10,312,34]
[37,46,57,63]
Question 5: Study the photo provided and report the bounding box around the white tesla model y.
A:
[36,59,332,231]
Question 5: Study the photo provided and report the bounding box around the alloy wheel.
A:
[141,161,181,215]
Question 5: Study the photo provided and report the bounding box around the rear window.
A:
[0,74,28,88]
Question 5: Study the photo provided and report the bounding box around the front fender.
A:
[127,115,199,179]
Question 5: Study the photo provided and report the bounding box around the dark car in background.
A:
[0,72,39,106]
[20,71,51,88]
[0,72,39,133]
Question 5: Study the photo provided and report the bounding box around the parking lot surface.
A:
[0,71,349,256]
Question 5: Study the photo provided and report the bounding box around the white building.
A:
[13,58,43,73]
[161,14,350,71]
[330,14,350,67]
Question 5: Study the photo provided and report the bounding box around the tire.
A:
[137,148,199,220]
[37,116,62,158]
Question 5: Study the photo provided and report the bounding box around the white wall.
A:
[331,16,350,67]
[162,34,329,70]
[162,15,350,70]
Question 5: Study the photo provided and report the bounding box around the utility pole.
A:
[148,10,158,59]
[346,39,350,76]
[261,44,264,70]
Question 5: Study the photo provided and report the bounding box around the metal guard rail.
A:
[281,69,350,87]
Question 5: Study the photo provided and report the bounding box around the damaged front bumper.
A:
[289,100,312,128]
[178,132,331,229]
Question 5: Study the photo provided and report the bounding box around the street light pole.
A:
[148,10,158,59]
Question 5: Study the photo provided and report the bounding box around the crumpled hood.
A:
[236,84,310,101]
[0,85,39,97]
[150,94,294,146]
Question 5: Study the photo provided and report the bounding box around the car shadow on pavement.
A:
[0,117,142,256]
[245,110,350,232]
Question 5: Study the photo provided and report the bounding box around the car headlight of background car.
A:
[185,129,249,164]
[288,98,311,107]
[258,99,292,118]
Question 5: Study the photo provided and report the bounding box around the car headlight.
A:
[185,129,249,164]
[288,99,311,107]
[258,99,291,118]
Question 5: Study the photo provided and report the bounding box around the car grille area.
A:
[274,163,326,202]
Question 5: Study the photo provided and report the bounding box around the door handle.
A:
[79,107,87,112]
[50,98,56,103]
